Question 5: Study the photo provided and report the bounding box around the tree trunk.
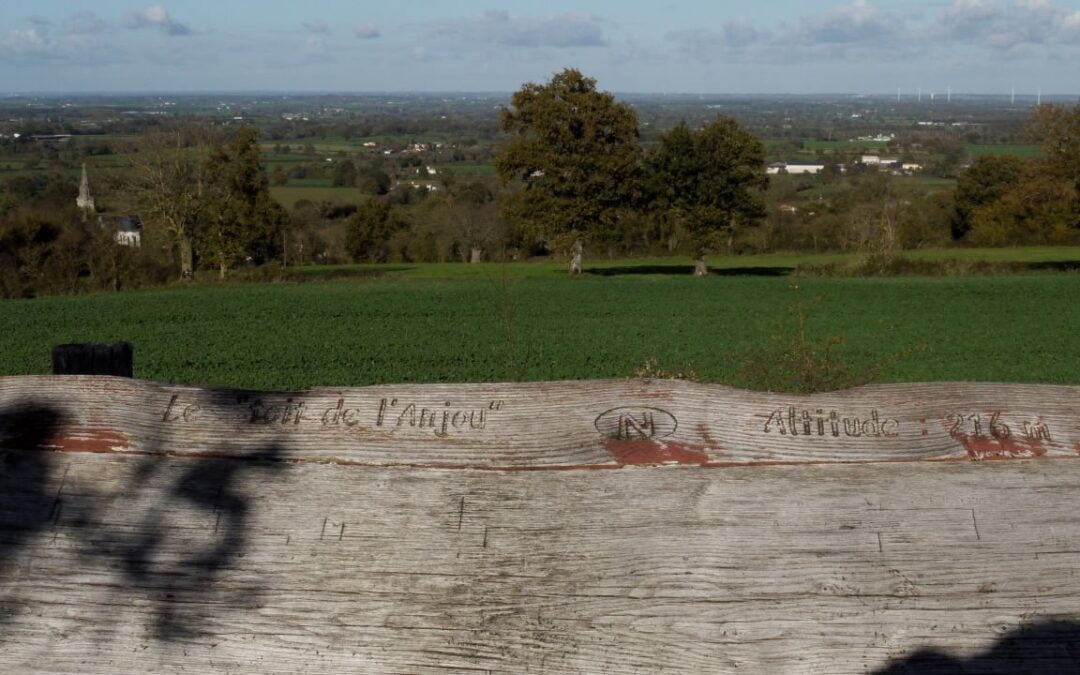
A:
[693,254,709,277]
[569,240,583,275]
[219,260,228,280]
[470,247,483,264]
[179,235,194,281]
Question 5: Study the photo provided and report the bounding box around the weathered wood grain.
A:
[2,376,1080,674]
[1,375,1077,467]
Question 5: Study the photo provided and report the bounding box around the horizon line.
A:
[3,89,1078,100]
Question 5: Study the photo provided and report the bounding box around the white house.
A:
[101,215,142,247]
[766,162,825,175]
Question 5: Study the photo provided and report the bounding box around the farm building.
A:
[766,162,826,175]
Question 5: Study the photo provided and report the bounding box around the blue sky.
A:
[1,1,1079,94]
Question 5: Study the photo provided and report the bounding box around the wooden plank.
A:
[1,376,1077,468]
[2,376,1080,673]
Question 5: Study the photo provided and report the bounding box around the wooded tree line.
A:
[490,70,1078,271]
[495,69,768,274]
[952,106,1080,246]
[0,126,286,297]
[1,72,1077,296]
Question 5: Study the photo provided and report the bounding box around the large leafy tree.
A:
[344,200,406,262]
[495,68,642,273]
[952,154,1026,240]
[646,117,767,275]
[1033,104,1080,192]
[200,127,285,278]
[1032,104,1080,233]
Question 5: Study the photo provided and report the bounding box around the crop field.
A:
[801,139,890,151]
[436,163,496,175]
[966,144,1041,158]
[2,264,1079,391]
[268,186,365,207]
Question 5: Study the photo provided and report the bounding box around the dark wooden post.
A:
[51,342,133,377]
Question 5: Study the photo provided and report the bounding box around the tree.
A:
[1031,104,1080,234]
[332,159,358,187]
[125,129,209,280]
[495,68,643,274]
[200,127,285,278]
[1032,104,1080,190]
[344,200,405,262]
[968,168,1076,246]
[952,155,1026,240]
[356,164,391,195]
[646,118,767,275]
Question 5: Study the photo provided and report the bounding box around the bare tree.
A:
[124,128,210,280]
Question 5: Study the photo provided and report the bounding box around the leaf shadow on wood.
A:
[72,446,288,641]
[586,265,793,277]
[0,402,63,626]
[0,397,289,642]
[874,620,1080,674]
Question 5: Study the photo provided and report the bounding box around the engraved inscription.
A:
[947,411,1054,459]
[761,407,899,438]
[160,394,503,436]
[161,394,201,423]
[594,407,678,440]
[375,398,502,437]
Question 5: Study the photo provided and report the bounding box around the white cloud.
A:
[1,28,50,54]
[354,22,380,39]
[63,11,109,37]
[0,17,125,66]
[667,0,1080,65]
[940,0,1080,50]
[667,1,917,63]
[302,21,330,35]
[124,5,191,36]
[300,34,332,64]
[429,11,607,48]
[793,0,904,47]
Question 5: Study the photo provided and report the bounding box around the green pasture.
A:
[285,178,334,187]
[966,144,1041,158]
[278,247,1080,281]
[435,163,496,175]
[803,139,890,151]
[2,253,1079,390]
[269,185,364,207]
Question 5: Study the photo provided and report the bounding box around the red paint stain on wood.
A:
[696,423,724,455]
[45,428,130,453]
[956,433,1046,460]
[604,439,709,466]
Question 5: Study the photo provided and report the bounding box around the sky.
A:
[1,0,1079,95]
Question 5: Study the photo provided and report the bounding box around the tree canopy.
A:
[646,117,768,273]
[495,68,643,266]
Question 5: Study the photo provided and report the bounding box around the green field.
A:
[436,163,496,175]
[966,144,1041,158]
[802,139,890,151]
[269,185,365,207]
[2,257,1079,390]
[285,178,334,187]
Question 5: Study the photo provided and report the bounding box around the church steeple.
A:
[76,163,95,218]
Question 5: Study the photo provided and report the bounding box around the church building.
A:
[77,164,142,247]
